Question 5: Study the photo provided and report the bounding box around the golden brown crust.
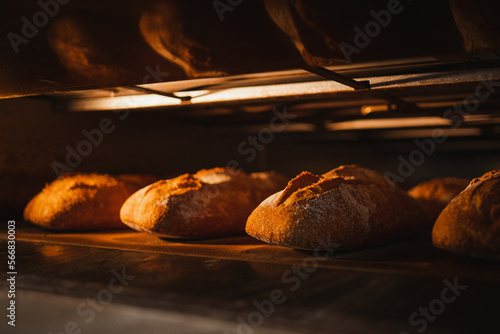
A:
[470,170,500,184]
[277,172,321,206]
[409,177,470,221]
[23,173,158,231]
[432,170,500,261]
[119,168,288,239]
[246,165,428,250]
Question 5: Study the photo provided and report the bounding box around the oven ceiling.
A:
[1,0,500,99]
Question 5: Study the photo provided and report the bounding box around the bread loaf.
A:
[262,0,461,66]
[245,165,428,250]
[47,13,185,84]
[409,177,470,221]
[24,173,158,230]
[120,167,288,238]
[139,1,301,78]
[432,170,500,261]
[449,0,500,54]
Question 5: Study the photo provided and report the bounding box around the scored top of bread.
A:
[120,167,288,239]
[432,170,500,261]
[23,173,159,230]
[246,165,429,250]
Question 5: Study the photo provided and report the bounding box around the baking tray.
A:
[2,219,499,334]
[10,219,500,282]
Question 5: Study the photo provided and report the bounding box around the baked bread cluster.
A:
[23,165,499,261]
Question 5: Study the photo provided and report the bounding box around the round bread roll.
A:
[408,177,470,221]
[120,167,288,239]
[24,173,159,231]
[246,165,429,250]
[432,170,500,261]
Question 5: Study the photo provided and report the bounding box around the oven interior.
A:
[1,1,500,333]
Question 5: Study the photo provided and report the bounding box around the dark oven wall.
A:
[2,97,500,216]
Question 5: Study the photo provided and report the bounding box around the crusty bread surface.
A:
[246,165,429,250]
[23,173,158,230]
[432,170,500,261]
[120,167,288,238]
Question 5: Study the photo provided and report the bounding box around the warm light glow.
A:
[361,104,396,115]
[67,94,182,111]
[65,80,357,112]
[326,117,452,130]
